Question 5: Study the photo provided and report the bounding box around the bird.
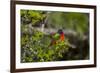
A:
[49,29,65,46]
[57,29,65,41]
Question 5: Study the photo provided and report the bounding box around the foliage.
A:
[21,10,46,25]
[21,30,69,62]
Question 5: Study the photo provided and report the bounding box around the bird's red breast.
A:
[60,33,64,41]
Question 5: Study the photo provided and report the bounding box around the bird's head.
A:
[57,29,64,34]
